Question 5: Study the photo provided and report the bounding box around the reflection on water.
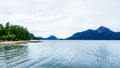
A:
[0,40,120,68]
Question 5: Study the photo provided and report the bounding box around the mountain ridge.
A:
[66,26,120,40]
[39,26,120,40]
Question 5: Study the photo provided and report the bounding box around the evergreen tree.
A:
[0,22,35,41]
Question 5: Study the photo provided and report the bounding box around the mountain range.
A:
[67,26,120,40]
[39,26,120,40]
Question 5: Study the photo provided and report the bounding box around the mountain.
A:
[67,26,120,40]
[47,35,58,40]
[39,35,58,40]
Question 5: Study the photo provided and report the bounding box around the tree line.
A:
[0,22,35,41]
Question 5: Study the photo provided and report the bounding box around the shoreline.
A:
[0,40,42,45]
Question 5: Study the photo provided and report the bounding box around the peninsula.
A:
[0,22,40,45]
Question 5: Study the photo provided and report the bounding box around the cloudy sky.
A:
[0,0,120,38]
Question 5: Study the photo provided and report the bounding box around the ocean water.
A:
[0,40,120,68]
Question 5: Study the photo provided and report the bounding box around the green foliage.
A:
[0,22,35,41]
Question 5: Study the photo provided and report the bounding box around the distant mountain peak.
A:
[97,26,110,33]
[48,35,57,39]
[39,35,58,40]
[97,26,108,30]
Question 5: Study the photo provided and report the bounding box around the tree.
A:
[5,22,10,29]
[0,24,3,29]
[0,22,35,41]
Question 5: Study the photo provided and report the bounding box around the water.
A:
[0,40,120,68]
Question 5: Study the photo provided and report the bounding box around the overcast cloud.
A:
[0,0,120,38]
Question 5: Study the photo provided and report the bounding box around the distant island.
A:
[39,26,120,40]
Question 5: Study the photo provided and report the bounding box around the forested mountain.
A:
[67,26,120,40]
[39,35,58,40]
[0,22,35,41]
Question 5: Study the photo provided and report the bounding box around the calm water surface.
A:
[0,40,120,68]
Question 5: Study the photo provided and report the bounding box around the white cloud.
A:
[0,0,120,38]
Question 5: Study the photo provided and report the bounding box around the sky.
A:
[0,0,120,38]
